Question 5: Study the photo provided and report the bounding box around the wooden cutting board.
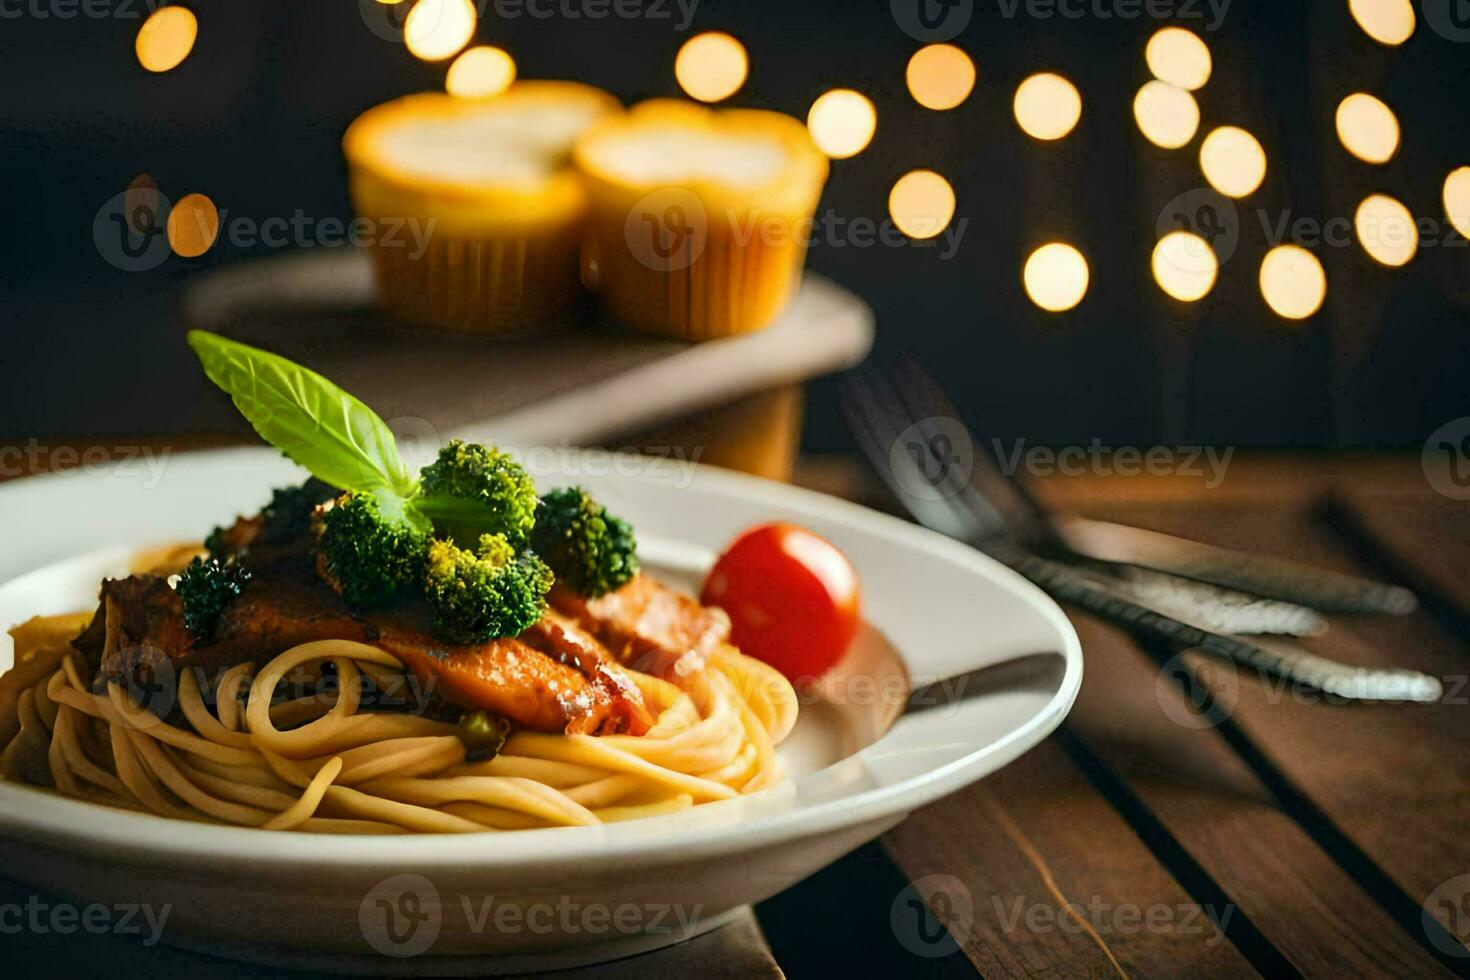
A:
[181,250,874,450]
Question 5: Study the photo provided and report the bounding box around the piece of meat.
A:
[74,573,373,675]
[521,611,656,734]
[73,566,648,735]
[548,574,730,681]
[373,627,639,735]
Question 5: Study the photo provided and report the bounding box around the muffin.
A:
[573,100,828,340]
[343,82,620,334]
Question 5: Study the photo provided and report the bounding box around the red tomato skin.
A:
[700,523,861,682]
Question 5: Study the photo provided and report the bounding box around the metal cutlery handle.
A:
[1077,561,1328,637]
[1056,517,1417,616]
[1001,548,1441,703]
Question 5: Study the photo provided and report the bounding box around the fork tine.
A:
[842,374,987,543]
[894,356,1058,540]
[882,375,1013,541]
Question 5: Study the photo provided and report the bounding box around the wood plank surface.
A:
[1062,497,1470,966]
[883,740,1256,978]
[1328,491,1470,629]
[1065,615,1453,977]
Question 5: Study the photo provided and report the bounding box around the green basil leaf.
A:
[188,330,415,497]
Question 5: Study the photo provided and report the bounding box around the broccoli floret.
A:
[202,524,234,558]
[530,487,639,598]
[417,440,539,548]
[423,534,552,643]
[177,555,252,643]
[204,477,339,557]
[259,477,340,544]
[314,491,429,609]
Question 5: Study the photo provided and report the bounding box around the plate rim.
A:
[0,447,1082,871]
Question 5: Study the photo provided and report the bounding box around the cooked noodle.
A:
[0,612,798,834]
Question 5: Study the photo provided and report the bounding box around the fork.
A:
[842,369,1442,703]
[889,358,1416,617]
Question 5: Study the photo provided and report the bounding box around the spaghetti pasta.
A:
[0,610,797,834]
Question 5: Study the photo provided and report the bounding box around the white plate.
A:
[0,448,1081,972]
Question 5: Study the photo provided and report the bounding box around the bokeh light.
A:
[1259,245,1326,321]
[807,89,877,159]
[888,170,955,240]
[906,44,976,111]
[674,32,748,103]
[1133,81,1199,150]
[1145,28,1211,91]
[446,46,516,98]
[1199,126,1267,198]
[1151,231,1218,302]
[135,6,197,73]
[166,193,219,259]
[404,0,477,63]
[1444,167,1470,239]
[1355,193,1418,267]
[1335,93,1399,164]
[1013,73,1082,141]
[1348,0,1415,46]
[1023,243,1090,312]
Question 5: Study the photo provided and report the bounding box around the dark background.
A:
[1,0,1467,452]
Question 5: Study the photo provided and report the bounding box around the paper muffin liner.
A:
[574,101,828,341]
[343,84,618,336]
[360,212,586,335]
[585,195,814,341]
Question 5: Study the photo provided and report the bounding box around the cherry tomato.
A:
[701,523,861,682]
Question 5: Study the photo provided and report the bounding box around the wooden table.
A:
[3,450,1466,977]
[762,454,1470,979]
